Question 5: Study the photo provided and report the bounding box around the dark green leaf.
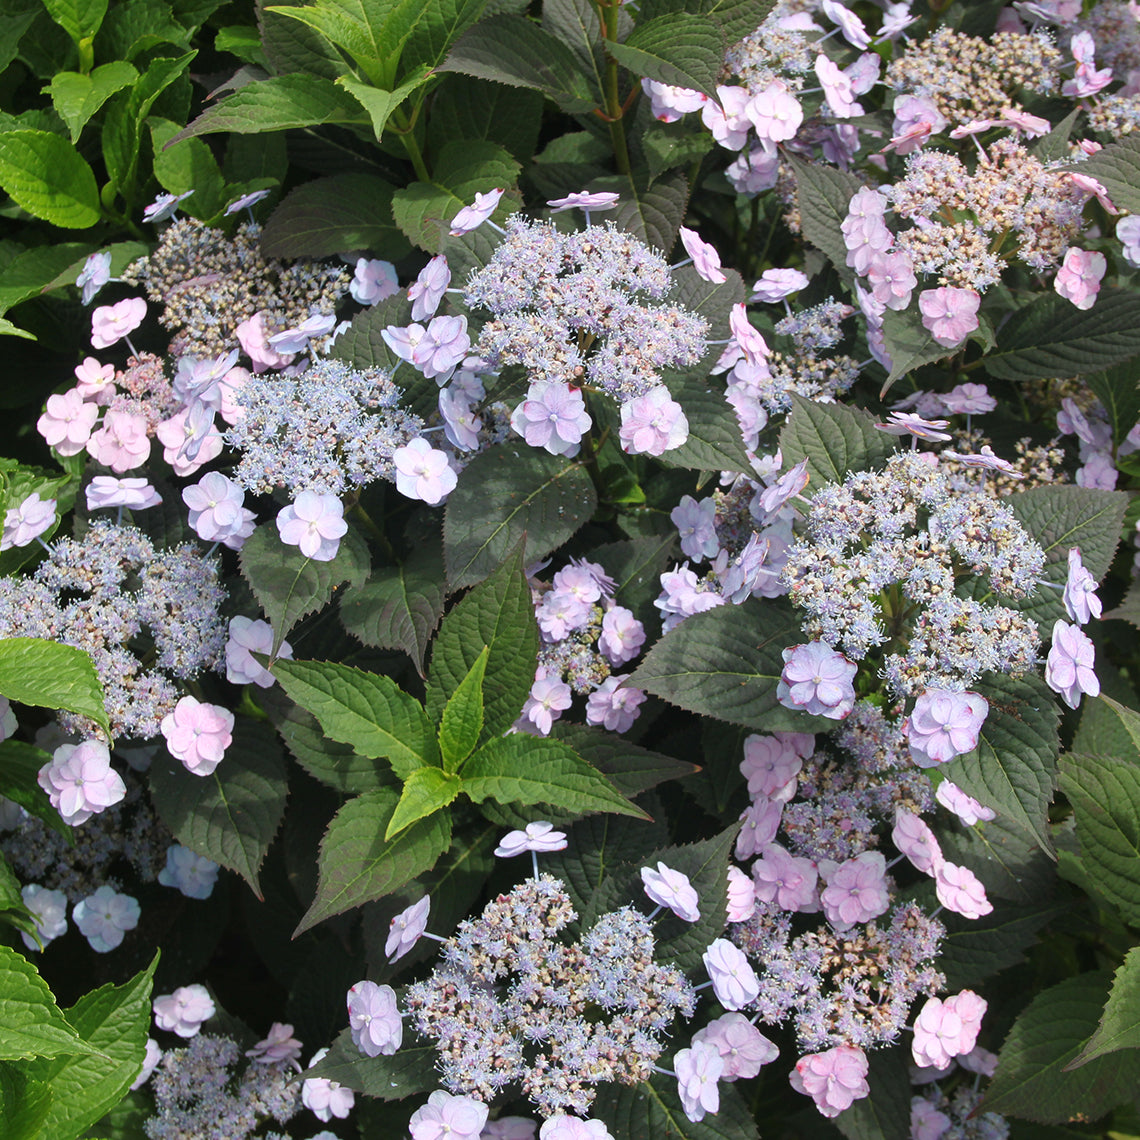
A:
[273,659,440,778]
[983,971,1140,1123]
[170,75,366,143]
[939,902,1066,991]
[639,0,777,43]
[149,117,226,219]
[880,306,958,390]
[149,719,287,896]
[425,539,538,742]
[426,75,543,164]
[834,1047,912,1140]
[1087,362,1140,449]
[1059,752,1140,925]
[438,645,487,771]
[0,741,70,841]
[260,172,410,260]
[605,13,724,100]
[631,597,832,732]
[239,523,370,650]
[0,1062,52,1140]
[340,542,446,677]
[444,444,596,590]
[1062,134,1140,215]
[338,67,433,140]
[608,170,689,255]
[985,288,1140,381]
[778,392,895,489]
[1072,695,1140,763]
[403,0,491,71]
[307,1027,437,1097]
[1070,947,1140,1067]
[552,723,697,801]
[941,672,1059,855]
[438,14,600,112]
[790,155,862,279]
[297,788,452,932]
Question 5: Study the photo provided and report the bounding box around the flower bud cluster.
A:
[404,874,695,1117]
[782,451,1045,699]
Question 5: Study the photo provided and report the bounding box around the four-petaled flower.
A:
[789,1045,870,1118]
[904,689,989,767]
[776,642,857,720]
[153,984,216,1038]
[347,980,403,1057]
[161,696,234,777]
[1045,619,1100,709]
[276,492,348,561]
[387,895,431,961]
[641,861,701,922]
[494,821,568,858]
[393,438,458,505]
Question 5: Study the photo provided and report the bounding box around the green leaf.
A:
[0,318,35,341]
[1073,695,1140,763]
[1033,107,1080,164]
[641,117,716,181]
[0,638,108,737]
[552,723,697,803]
[100,0,191,59]
[338,66,433,139]
[425,74,542,164]
[941,672,1059,855]
[790,155,862,279]
[340,542,446,677]
[1062,134,1140,215]
[273,659,440,779]
[391,139,520,253]
[778,392,895,489]
[592,1071,759,1140]
[984,288,1140,381]
[0,945,92,1061]
[42,0,108,43]
[439,645,487,771]
[939,901,1066,991]
[631,598,831,732]
[0,242,93,316]
[1059,752,1140,926]
[148,719,287,897]
[1070,947,1140,1067]
[297,787,452,932]
[386,766,462,838]
[0,131,100,229]
[439,15,600,113]
[403,0,491,71]
[306,1027,437,1097]
[1086,360,1140,449]
[605,13,724,100]
[983,971,1140,1123]
[149,117,226,219]
[1105,581,1140,630]
[593,534,678,626]
[659,375,755,475]
[939,811,1056,906]
[462,735,650,820]
[640,0,777,44]
[0,740,71,841]
[239,523,370,651]
[0,1062,52,1140]
[47,62,137,143]
[879,306,958,390]
[24,954,157,1140]
[170,75,366,143]
[425,539,539,741]
[608,170,689,255]
[261,170,409,260]
[443,445,596,590]
[1005,485,1127,630]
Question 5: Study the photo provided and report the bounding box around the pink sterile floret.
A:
[1054,247,1106,310]
[911,990,988,1069]
[918,287,980,347]
[820,851,890,930]
[618,385,689,455]
[37,389,98,455]
[584,676,646,733]
[86,476,161,511]
[386,895,431,961]
[37,740,126,827]
[1063,546,1102,625]
[1,492,56,550]
[726,865,757,922]
[301,1049,355,1122]
[693,1012,779,1081]
[776,642,857,720]
[409,1089,489,1140]
[225,616,293,687]
[153,984,215,1038]
[350,258,399,307]
[904,689,989,766]
[789,1044,870,1118]
[891,809,943,875]
[752,268,810,303]
[86,408,151,473]
[245,1022,303,1070]
[911,1096,952,1140]
[1045,619,1100,709]
[91,297,146,350]
[521,672,572,736]
[347,980,403,1057]
[674,1039,724,1122]
[393,437,458,505]
[935,781,995,826]
[539,1116,611,1140]
[161,696,234,777]
[494,821,568,858]
[934,861,993,919]
[678,226,727,284]
[641,861,701,922]
[72,885,139,952]
[407,255,451,321]
[740,734,802,801]
[598,606,646,666]
[736,796,783,860]
[511,381,592,456]
[449,189,505,236]
[751,843,819,912]
[276,492,348,562]
[703,938,761,1010]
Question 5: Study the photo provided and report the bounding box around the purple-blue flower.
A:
[776,642,857,719]
[511,381,591,456]
[276,492,348,561]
